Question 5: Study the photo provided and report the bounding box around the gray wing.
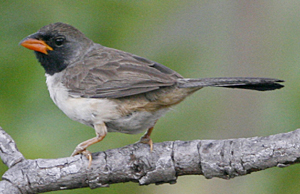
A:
[62,45,183,98]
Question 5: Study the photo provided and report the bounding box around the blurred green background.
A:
[1,1,300,193]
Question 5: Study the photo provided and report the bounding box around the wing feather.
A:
[62,45,183,98]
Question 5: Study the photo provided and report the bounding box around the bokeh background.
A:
[1,1,300,193]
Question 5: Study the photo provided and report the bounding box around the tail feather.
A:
[177,77,284,91]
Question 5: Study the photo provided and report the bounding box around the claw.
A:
[71,147,93,168]
[70,123,107,168]
[138,136,153,151]
[82,150,93,168]
[138,126,155,151]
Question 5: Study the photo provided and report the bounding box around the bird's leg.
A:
[138,125,155,151]
[71,122,107,167]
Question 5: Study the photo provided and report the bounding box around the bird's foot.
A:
[71,146,92,168]
[138,136,153,152]
[137,126,155,151]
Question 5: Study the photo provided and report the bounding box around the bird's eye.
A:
[54,37,65,46]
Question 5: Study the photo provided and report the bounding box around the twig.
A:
[0,126,299,193]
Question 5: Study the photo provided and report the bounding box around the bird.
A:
[20,22,284,166]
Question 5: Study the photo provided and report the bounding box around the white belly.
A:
[106,108,169,134]
[45,73,169,134]
[46,73,120,127]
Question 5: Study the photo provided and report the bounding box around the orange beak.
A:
[20,38,53,54]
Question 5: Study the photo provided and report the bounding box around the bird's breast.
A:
[45,73,174,135]
[45,73,120,126]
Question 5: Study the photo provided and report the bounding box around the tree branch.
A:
[0,126,299,193]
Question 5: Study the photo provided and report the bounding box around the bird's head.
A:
[20,22,93,75]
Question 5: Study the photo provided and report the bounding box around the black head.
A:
[20,22,93,75]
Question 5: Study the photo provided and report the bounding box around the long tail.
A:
[177,77,284,91]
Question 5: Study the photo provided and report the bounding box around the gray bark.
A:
[0,126,299,193]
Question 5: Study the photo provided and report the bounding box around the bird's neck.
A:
[35,51,68,75]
